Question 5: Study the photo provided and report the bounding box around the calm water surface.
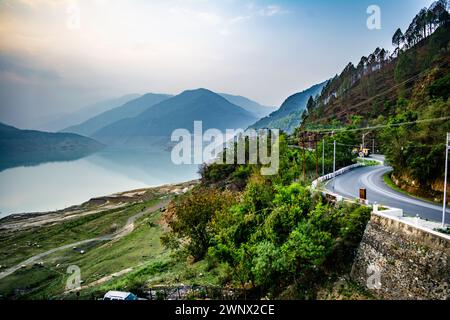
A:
[0,148,199,218]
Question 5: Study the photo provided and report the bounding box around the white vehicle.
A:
[103,291,138,301]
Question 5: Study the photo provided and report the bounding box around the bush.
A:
[161,187,236,261]
[207,180,371,297]
[429,72,450,100]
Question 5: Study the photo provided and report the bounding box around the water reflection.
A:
[0,147,200,218]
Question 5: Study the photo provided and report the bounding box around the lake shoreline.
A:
[0,147,201,219]
[0,179,199,230]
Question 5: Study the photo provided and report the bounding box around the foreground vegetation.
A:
[158,134,372,299]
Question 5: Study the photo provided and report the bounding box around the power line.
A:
[309,60,449,123]
[305,116,450,134]
[335,142,361,148]
[324,70,425,121]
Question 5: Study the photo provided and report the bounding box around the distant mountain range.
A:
[62,93,173,137]
[39,94,141,132]
[250,81,328,133]
[0,81,330,163]
[61,92,274,138]
[0,123,104,171]
[218,93,276,118]
[1,88,276,164]
[91,88,258,146]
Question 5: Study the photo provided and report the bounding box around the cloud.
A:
[245,3,289,17]
[0,54,60,81]
[229,15,252,24]
[258,5,284,17]
[222,3,288,34]
[5,0,67,9]
[169,6,223,25]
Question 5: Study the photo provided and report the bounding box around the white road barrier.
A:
[311,161,449,233]
[311,163,363,190]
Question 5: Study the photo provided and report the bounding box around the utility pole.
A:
[362,133,366,162]
[361,132,371,161]
[322,138,325,176]
[302,133,306,180]
[333,140,336,173]
[372,139,375,155]
[443,133,449,228]
[315,139,319,178]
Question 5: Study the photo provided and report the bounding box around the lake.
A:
[0,148,200,218]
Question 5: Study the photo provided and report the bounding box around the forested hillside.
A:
[0,123,104,171]
[304,1,450,199]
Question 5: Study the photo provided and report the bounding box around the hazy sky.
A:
[0,0,434,129]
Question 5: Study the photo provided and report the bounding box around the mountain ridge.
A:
[218,93,276,118]
[39,94,141,132]
[0,122,104,171]
[92,88,257,146]
[250,81,328,133]
[62,93,173,137]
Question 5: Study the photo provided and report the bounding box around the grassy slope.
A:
[0,201,156,268]
[0,198,227,300]
[0,200,160,299]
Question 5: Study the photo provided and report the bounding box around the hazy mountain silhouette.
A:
[0,122,104,171]
[219,93,276,118]
[250,81,328,133]
[62,93,173,137]
[92,88,257,146]
[39,94,141,132]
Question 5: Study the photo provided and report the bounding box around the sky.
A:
[0,0,435,129]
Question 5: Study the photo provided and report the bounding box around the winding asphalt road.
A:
[325,159,449,223]
[0,199,169,281]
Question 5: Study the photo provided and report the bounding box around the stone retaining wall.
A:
[351,212,450,300]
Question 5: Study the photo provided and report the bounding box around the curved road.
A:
[0,199,169,281]
[325,161,449,223]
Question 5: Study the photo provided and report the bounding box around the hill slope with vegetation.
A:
[0,123,104,171]
[304,1,450,200]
